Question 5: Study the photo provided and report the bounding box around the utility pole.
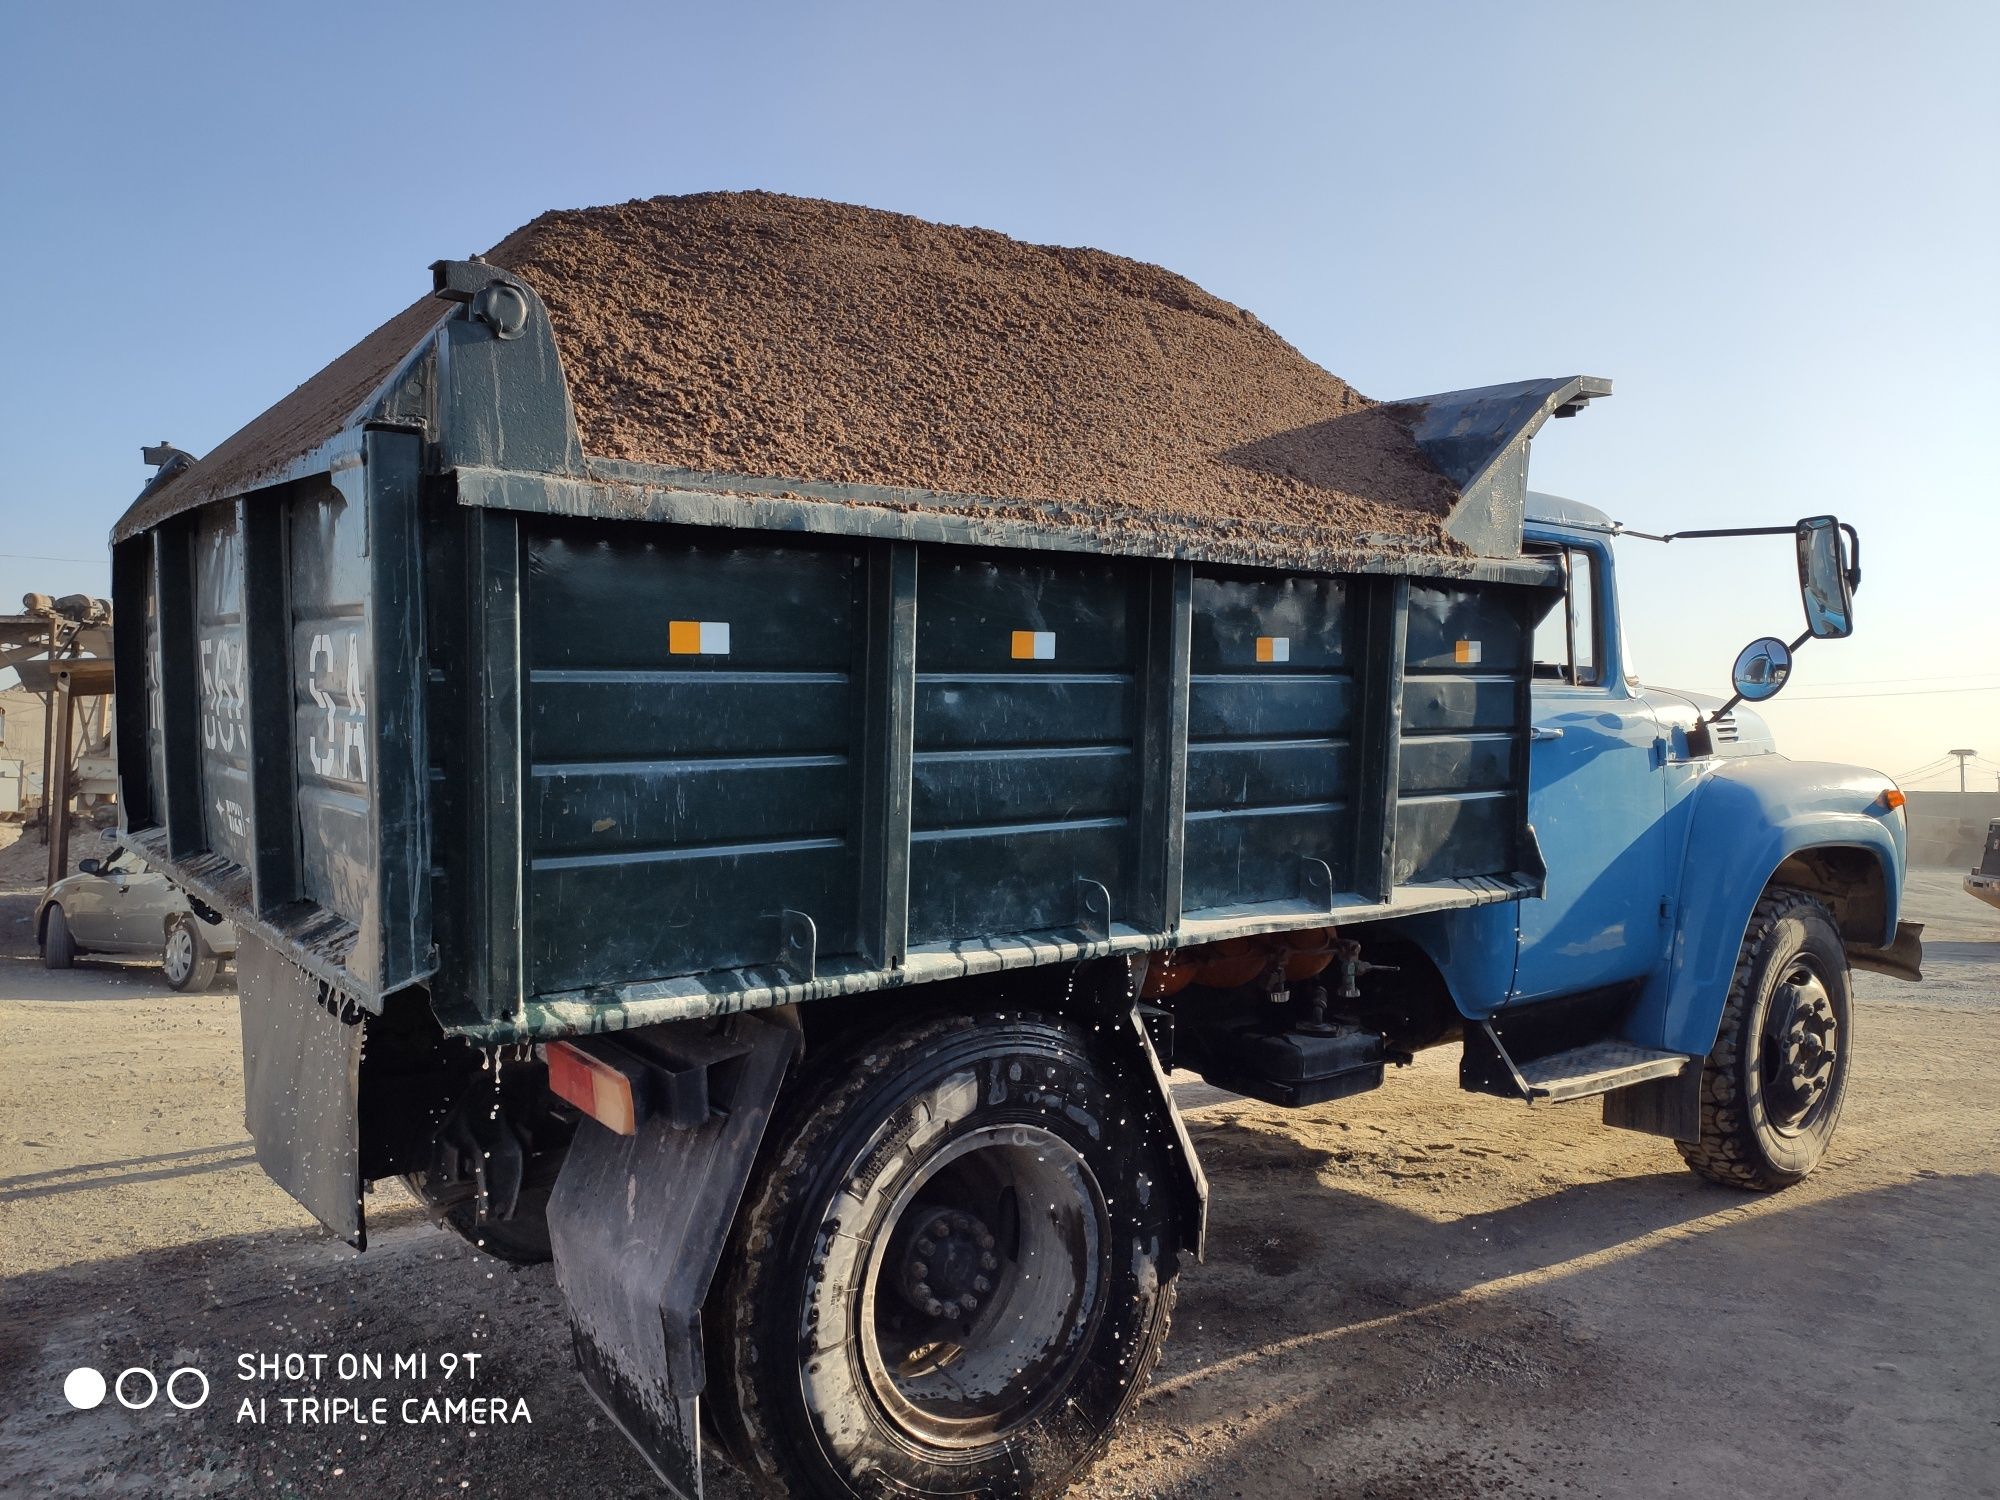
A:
[1948,748,1978,794]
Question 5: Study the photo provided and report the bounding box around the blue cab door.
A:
[1510,538,1673,1002]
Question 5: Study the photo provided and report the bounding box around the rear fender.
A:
[1642,759,1903,1056]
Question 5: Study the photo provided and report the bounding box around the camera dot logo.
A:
[62,1364,209,1411]
[64,1367,107,1410]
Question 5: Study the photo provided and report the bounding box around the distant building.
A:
[0,682,50,815]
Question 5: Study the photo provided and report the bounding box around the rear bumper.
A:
[1967,873,2000,912]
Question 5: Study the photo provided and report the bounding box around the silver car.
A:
[36,836,238,990]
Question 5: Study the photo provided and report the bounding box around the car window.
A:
[1531,545,1602,687]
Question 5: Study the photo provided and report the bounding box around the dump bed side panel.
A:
[909,554,1144,945]
[459,519,1550,1027]
[519,524,865,994]
[1184,572,1356,912]
[1397,584,1536,883]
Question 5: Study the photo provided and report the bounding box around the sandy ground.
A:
[1,868,1994,1499]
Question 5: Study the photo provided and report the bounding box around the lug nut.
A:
[916,1237,935,1257]
[931,1217,954,1239]
[973,1276,991,1294]
[924,1298,946,1318]
[980,1251,998,1271]
[913,1281,933,1302]
[959,1292,979,1312]
[976,1230,995,1251]
[910,1261,928,1280]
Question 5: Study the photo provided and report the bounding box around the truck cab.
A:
[1403,492,1921,1177]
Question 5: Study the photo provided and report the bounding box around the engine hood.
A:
[1639,684,1777,758]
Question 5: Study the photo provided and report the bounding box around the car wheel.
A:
[163,918,220,992]
[41,905,76,969]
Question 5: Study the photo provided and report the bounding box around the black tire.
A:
[163,918,220,992]
[400,1172,555,1265]
[1679,887,1851,1191]
[41,905,75,969]
[708,1013,1179,1500]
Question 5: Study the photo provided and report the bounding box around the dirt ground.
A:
[1,868,1995,1499]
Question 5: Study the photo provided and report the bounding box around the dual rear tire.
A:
[707,1013,1180,1500]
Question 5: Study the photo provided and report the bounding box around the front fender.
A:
[1650,758,1904,1056]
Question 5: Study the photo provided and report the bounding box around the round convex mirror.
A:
[1731,636,1794,702]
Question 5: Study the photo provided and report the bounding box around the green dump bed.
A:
[111,256,1603,1042]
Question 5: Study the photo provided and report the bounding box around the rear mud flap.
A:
[237,933,367,1246]
[545,1011,800,1500]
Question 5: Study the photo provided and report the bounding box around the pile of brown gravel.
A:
[122,193,1466,563]
[485,192,1460,556]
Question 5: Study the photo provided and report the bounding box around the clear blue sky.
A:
[3,1,1994,785]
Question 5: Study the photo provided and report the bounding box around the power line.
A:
[1792,671,2000,689]
[1784,683,2000,701]
[0,552,105,565]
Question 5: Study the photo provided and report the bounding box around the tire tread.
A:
[710,1011,1177,1499]
[1677,885,1844,1191]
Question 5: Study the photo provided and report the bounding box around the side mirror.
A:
[1730,636,1794,703]
[1796,516,1855,640]
[78,858,103,877]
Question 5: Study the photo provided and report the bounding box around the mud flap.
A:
[1847,919,1924,983]
[545,1011,800,1500]
[237,933,367,1246]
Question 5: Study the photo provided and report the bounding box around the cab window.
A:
[1531,546,1600,686]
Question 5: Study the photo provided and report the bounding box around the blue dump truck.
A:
[111,248,1921,1499]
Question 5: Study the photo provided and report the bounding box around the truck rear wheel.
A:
[400,1171,554,1264]
[1679,887,1851,1190]
[708,1012,1178,1499]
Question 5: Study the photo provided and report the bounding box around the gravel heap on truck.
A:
[484,192,1460,555]
[133,192,1465,562]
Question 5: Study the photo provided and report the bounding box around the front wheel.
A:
[708,1013,1179,1499]
[1680,887,1852,1190]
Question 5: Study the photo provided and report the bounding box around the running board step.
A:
[1516,1041,1689,1101]
[1461,1021,1690,1103]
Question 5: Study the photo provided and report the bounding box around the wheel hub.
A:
[1766,967,1838,1130]
[896,1208,999,1320]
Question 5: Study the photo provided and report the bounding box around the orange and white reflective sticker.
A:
[1255,635,1291,663]
[1454,639,1483,665]
[1010,630,1056,660]
[669,620,731,655]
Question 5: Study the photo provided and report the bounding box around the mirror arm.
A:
[1618,525,1799,544]
[1841,522,1862,592]
[1707,628,1814,723]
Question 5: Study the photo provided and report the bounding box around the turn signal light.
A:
[545,1040,640,1135]
[1880,788,1907,811]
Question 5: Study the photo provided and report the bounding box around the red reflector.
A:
[546,1040,638,1135]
